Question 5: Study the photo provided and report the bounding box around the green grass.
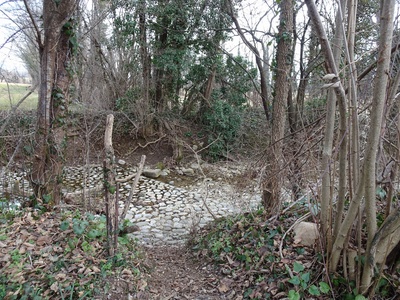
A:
[0,82,38,110]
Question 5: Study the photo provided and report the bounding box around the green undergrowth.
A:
[190,209,331,299]
[190,208,400,299]
[0,207,146,299]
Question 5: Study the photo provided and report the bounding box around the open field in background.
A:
[0,82,38,110]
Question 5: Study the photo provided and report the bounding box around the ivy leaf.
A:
[109,186,116,194]
[308,285,320,296]
[319,282,330,294]
[301,272,310,283]
[60,220,70,231]
[293,261,304,273]
[87,229,101,239]
[288,290,300,300]
[355,295,367,300]
[43,194,52,204]
[288,275,300,285]
[72,220,88,235]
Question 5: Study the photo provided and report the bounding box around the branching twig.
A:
[120,155,146,221]
[125,134,166,156]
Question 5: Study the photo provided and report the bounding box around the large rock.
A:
[142,169,161,179]
[182,168,195,176]
[293,222,319,247]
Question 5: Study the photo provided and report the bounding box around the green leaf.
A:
[319,282,330,294]
[301,272,310,283]
[293,261,304,273]
[308,285,321,296]
[109,186,116,194]
[43,194,51,204]
[288,290,300,300]
[355,295,367,300]
[87,229,101,239]
[376,187,386,198]
[288,276,300,285]
[81,240,93,253]
[72,220,88,235]
[60,220,70,231]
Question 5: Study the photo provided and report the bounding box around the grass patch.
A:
[0,83,38,110]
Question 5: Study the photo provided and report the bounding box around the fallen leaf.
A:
[92,266,101,273]
[218,277,233,293]
[137,279,147,291]
[50,282,58,293]
[281,258,291,264]
[219,282,229,293]
[55,273,67,281]
[36,235,51,246]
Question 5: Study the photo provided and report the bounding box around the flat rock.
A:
[182,168,195,175]
[117,159,126,166]
[142,169,162,179]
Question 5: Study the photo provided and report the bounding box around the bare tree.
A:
[306,0,398,295]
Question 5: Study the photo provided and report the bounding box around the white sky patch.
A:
[0,0,29,74]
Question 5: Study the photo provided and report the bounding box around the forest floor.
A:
[137,246,229,300]
[1,113,399,299]
[0,119,261,300]
[92,134,260,299]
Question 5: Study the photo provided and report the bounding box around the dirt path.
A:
[136,246,231,300]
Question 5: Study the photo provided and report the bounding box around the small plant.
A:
[287,261,330,299]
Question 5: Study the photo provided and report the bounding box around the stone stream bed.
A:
[0,164,261,245]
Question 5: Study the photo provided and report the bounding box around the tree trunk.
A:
[29,0,76,206]
[138,0,153,135]
[262,0,293,213]
[360,0,395,292]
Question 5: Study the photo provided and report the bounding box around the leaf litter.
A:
[0,208,146,299]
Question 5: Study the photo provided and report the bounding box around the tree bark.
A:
[360,0,395,292]
[29,0,77,206]
[262,0,293,213]
[305,0,348,260]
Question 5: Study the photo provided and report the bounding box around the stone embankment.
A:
[1,163,261,245]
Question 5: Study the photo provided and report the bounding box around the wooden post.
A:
[103,114,118,257]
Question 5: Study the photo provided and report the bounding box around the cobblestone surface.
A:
[1,165,261,245]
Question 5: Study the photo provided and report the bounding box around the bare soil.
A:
[135,246,231,300]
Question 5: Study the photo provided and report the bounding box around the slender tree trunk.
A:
[138,0,153,135]
[360,0,395,292]
[305,0,348,260]
[29,0,76,206]
[385,71,400,216]
[262,0,293,213]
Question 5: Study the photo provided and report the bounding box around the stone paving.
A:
[1,165,261,245]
